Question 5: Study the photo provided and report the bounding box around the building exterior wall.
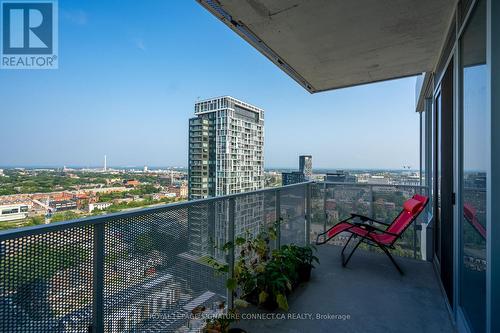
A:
[282,171,305,186]
[0,204,30,222]
[188,96,264,200]
[187,97,265,257]
[417,1,496,331]
[325,172,346,183]
[299,155,312,180]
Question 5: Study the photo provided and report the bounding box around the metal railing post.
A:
[306,183,311,245]
[275,189,281,249]
[413,212,418,259]
[92,223,105,333]
[208,201,216,258]
[227,198,235,310]
[369,185,374,218]
[323,182,327,234]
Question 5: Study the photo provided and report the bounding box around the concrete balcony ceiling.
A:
[198,0,457,92]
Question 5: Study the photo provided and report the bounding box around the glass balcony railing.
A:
[310,182,430,259]
[0,181,428,332]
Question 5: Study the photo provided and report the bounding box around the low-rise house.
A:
[124,179,140,188]
[49,200,77,212]
[88,202,113,213]
[0,203,30,222]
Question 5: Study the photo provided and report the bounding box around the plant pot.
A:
[243,289,259,306]
[204,328,221,333]
[205,322,247,333]
[204,323,222,333]
[260,294,278,311]
[298,264,312,282]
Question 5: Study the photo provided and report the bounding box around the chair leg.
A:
[341,234,361,267]
[379,244,404,275]
[340,233,353,263]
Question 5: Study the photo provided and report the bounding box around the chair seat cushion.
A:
[326,222,353,238]
[327,222,396,245]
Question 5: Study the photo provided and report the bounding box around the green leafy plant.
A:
[206,219,320,312]
[254,253,292,310]
[295,244,320,267]
[233,223,277,299]
[204,307,240,333]
[293,244,320,282]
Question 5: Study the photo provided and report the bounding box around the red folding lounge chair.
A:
[316,194,429,274]
[463,202,486,240]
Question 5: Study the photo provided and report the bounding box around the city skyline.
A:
[0,1,419,170]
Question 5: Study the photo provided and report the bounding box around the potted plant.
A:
[255,254,292,311]
[231,222,279,303]
[278,245,301,288]
[294,244,319,282]
[204,308,242,333]
[206,219,319,314]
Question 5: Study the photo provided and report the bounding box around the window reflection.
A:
[460,1,486,332]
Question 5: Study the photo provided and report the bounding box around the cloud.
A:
[61,9,88,25]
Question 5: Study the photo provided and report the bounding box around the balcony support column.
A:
[275,189,281,249]
[306,183,312,245]
[92,222,105,333]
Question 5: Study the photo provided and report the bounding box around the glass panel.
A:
[434,93,442,261]
[322,183,423,259]
[309,183,326,242]
[460,1,487,332]
[280,185,306,246]
[421,111,426,186]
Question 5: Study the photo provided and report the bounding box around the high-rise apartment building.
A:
[299,155,312,180]
[188,96,264,200]
[188,97,265,258]
[282,155,313,185]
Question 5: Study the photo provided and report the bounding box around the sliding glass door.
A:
[433,58,455,306]
[459,1,487,332]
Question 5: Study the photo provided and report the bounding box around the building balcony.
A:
[237,245,453,333]
[0,182,452,333]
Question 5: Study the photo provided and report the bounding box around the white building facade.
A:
[188,96,264,200]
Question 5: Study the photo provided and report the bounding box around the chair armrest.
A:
[352,221,376,232]
[316,217,356,245]
[352,221,398,236]
[350,213,390,226]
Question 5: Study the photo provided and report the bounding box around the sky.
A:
[0,0,420,170]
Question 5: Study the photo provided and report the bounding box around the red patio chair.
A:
[316,194,429,274]
[463,202,486,240]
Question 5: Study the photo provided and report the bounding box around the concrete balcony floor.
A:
[236,245,455,333]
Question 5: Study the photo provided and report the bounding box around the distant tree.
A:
[25,216,44,226]
[50,211,80,223]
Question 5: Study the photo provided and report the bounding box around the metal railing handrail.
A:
[0,180,428,332]
[320,181,427,189]
[0,181,313,241]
